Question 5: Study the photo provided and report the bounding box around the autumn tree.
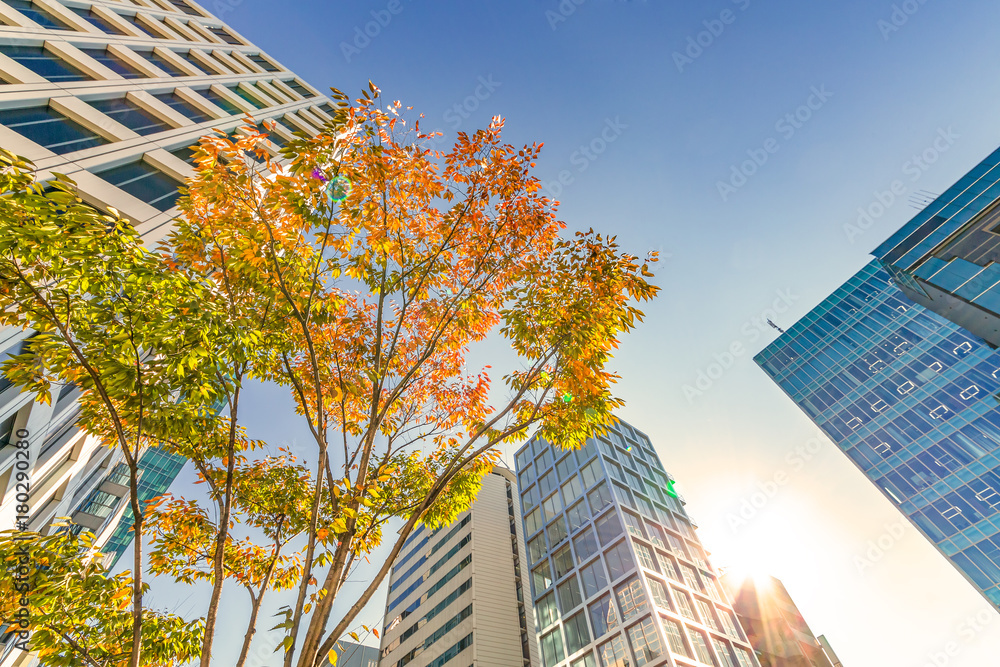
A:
[0,84,658,667]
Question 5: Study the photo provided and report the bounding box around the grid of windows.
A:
[756,260,1000,607]
[516,421,758,667]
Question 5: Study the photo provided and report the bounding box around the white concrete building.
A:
[0,0,335,662]
[378,467,540,667]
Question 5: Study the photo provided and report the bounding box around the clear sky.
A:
[143,1,1000,665]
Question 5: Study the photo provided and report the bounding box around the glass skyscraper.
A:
[755,260,1000,608]
[515,419,759,667]
[873,146,1000,348]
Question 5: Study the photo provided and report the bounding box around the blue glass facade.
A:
[515,420,759,667]
[755,260,1000,607]
[873,147,1000,347]
[102,446,186,568]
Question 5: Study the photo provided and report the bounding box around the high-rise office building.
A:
[0,0,335,662]
[515,419,760,667]
[873,146,1000,347]
[720,574,838,667]
[755,260,1000,609]
[378,467,539,667]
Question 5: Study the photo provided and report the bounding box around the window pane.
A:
[528,534,546,563]
[712,638,738,667]
[614,576,648,621]
[656,550,680,581]
[543,492,564,521]
[588,482,613,513]
[0,45,91,82]
[79,47,145,79]
[588,594,618,639]
[553,544,574,579]
[604,541,635,582]
[581,459,602,487]
[595,511,623,545]
[556,454,575,481]
[537,591,559,629]
[696,599,721,632]
[647,577,671,610]
[7,0,72,29]
[562,474,583,504]
[564,612,591,655]
[88,97,172,135]
[623,511,646,539]
[598,634,630,667]
[558,575,583,612]
[0,105,107,154]
[532,561,553,596]
[581,559,607,598]
[540,628,565,667]
[96,161,181,211]
[660,616,690,658]
[567,499,590,533]
[673,587,697,621]
[525,507,542,535]
[574,528,599,562]
[688,627,716,665]
[635,542,658,572]
[153,92,212,122]
[627,616,663,667]
[547,516,569,548]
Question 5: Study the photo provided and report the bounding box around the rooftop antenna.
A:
[767,318,785,334]
[909,190,939,210]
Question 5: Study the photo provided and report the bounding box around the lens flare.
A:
[326,176,351,203]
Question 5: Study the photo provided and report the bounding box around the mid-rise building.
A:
[873,146,1000,347]
[721,574,838,667]
[377,467,538,667]
[323,640,379,667]
[755,261,1000,609]
[515,419,759,667]
[0,0,335,662]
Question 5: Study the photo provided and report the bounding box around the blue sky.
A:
[143,1,1000,665]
